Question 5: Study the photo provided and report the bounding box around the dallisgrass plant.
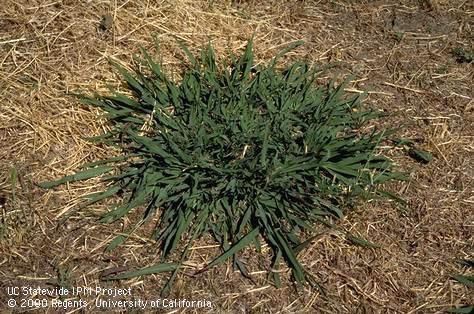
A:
[39,40,405,294]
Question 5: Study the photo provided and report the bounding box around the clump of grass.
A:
[39,40,405,293]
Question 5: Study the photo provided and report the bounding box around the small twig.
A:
[383,82,424,94]
[0,38,26,45]
[405,35,447,40]
[428,138,449,165]
[344,88,394,96]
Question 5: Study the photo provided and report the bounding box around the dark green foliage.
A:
[39,40,405,292]
[452,47,473,63]
[394,138,433,164]
[448,307,474,314]
[447,259,474,312]
[408,148,433,164]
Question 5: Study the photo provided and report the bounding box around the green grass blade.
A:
[198,227,260,273]
[105,263,178,280]
[38,166,114,189]
[452,275,474,288]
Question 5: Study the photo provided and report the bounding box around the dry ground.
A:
[0,0,473,313]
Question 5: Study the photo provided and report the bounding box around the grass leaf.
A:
[105,263,178,280]
[38,166,114,188]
